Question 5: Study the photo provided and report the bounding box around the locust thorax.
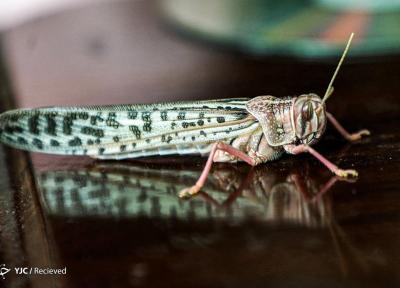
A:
[293,94,327,145]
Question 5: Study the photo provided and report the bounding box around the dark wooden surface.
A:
[0,1,399,287]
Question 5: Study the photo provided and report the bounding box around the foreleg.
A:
[327,112,370,142]
[286,144,358,178]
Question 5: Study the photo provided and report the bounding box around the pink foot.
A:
[334,168,358,178]
[347,129,370,142]
[179,184,201,199]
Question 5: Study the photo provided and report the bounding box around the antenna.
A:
[321,33,354,104]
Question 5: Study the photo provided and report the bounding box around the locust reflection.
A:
[37,162,350,227]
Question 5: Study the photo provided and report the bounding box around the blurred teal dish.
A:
[161,0,400,58]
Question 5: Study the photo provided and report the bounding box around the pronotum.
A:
[0,33,369,197]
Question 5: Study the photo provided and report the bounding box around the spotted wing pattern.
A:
[0,98,259,158]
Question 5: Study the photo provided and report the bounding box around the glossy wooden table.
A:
[0,1,399,287]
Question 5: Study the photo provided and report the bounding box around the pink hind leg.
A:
[289,144,358,178]
[179,142,257,198]
[327,112,370,141]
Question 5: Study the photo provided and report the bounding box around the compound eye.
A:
[302,102,314,121]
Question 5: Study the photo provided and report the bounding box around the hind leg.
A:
[179,142,258,198]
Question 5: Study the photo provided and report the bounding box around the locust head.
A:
[247,33,353,148]
[246,93,328,147]
[292,93,327,145]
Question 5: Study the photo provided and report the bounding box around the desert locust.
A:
[0,33,369,197]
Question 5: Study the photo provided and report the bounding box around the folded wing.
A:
[0,98,258,158]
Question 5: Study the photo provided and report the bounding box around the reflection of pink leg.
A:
[327,112,370,141]
[196,168,255,208]
[291,145,358,178]
[179,142,256,198]
[291,173,340,202]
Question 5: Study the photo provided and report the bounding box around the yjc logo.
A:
[0,264,11,279]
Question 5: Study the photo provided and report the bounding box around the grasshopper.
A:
[0,33,369,198]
